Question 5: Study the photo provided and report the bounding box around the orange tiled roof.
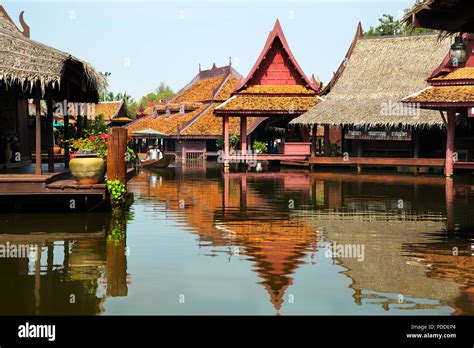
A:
[240,85,316,95]
[181,104,259,136]
[172,76,226,103]
[127,105,207,136]
[432,68,474,81]
[214,75,238,101]
[403,85,474,104]
[153,102,202,112]
[93,101,124,121]
[216,95,319,114]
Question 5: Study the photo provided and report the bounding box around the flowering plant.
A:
[69,134,108,159]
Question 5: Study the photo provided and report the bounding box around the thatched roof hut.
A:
[291,25,451,128]
[0,6,106,102]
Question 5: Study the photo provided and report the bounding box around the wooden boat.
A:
[140,154,174,169]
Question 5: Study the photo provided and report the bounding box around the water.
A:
[0,164,473,315]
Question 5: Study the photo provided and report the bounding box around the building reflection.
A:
[133,168,474,314]
[0,211,130,315]
[302,172,474,314]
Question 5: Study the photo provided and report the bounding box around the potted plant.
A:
[252,140,268,154]
[69,134,108,184]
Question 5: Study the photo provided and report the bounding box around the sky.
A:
[4,0,414,100]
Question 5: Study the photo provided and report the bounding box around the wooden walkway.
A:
[309,156,445,168]
[0,172,106,197]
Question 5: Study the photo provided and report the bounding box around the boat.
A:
[140,154,174,169]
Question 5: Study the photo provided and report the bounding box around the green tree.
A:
[138,82,175,108]
[364,2,434,37]
[365,14,402,36]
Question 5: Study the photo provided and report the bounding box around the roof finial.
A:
[199,63,201,73]
[229,56,232,67]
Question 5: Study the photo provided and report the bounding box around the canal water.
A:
[0,164,473,315]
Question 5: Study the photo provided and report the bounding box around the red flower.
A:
[89,135,95,142]
[70,155,75,159]
[100,133,109,140]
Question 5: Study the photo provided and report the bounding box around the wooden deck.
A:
[0,172,106,197]
[453,162,474,170]
[309,156,445,168]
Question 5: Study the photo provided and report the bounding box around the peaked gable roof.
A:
[235,19,318,91]
[172,64,241,103]
[291,27,451,127]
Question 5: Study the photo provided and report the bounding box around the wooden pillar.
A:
[107,127,128,184]
[311,124,317,157]
[324,125,330,156]
[76,102,83,139]
[46,98,54,173]
[240,116,247,152]
[340,125,345,154]
[35,90,42,175]
[64,114,70,168]
[445,109,456,177]
[223,115,230,167]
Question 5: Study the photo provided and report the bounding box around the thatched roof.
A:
[291,30,451,128]
[0,6,106,99]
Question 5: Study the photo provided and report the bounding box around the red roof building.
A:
[402,34,474,175]
[215,19,322,164]
[126,63,259,160]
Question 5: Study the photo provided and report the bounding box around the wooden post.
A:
[107,127,128,185]
[324,125,330,156]
[445,109,456,177]
[311,124,317,157]
[240,116,247,152]
[76,102,83,139]
[413,128,420,174]
[46,98,54,173]
[223,115,230,167]
[35,90,42,175]
[64,114,70,168]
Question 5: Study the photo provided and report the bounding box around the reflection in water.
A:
[0,212,130,315]
[0,165,473,315]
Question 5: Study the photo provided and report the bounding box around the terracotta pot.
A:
[70,156,105,185]
[53,146,61,154]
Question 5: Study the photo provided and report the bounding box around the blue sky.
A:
[4,1,413,100]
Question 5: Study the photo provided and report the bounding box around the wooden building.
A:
[126,63,249,160]
[215,20,322,165]
[0,6,110,207]
[93,101,132,127]
[291,24,452,172]
[401,1,474,176]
